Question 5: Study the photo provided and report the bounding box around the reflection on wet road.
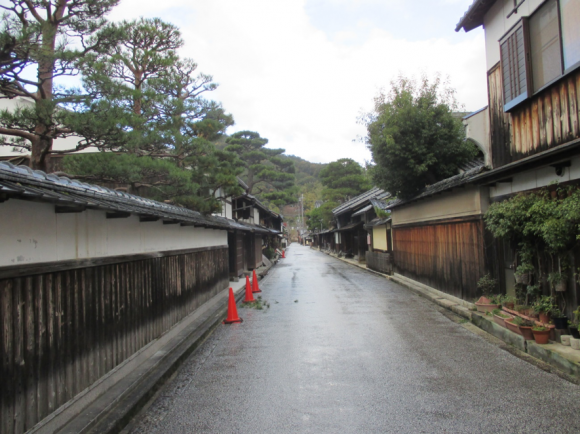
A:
[127,245,580,433]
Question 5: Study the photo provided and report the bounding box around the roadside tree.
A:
[319,158,371,203]
[0,0,119,171]
[362,75,479,199]
[224,130,296,206]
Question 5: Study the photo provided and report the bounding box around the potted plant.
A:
[492,308,512,328]
[549,307,568,330]
[569,307,580,339]
[509,316,535,340]
[531,325,551,344]
[533,295,555,325]
[500,295,517,310]
[548,271,568,292]
[515,263,534,285]
[505,317,522,336]
[475,294,501,313]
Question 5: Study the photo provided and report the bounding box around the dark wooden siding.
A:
[366,251,393,275]
[393,219,486,300]
[489,63,513,167]
[254,235,263,268]
[489,64,580,167]
[0,247,228,434]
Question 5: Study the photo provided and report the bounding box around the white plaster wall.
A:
[490,155,580,198]
[392,186,487,225]
[253,208,260,225]
[464,108,491,166]
[484,0,545,69]
[372,226,388,251]
[0,199,227,267]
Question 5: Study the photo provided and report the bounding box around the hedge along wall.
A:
[0,246,229,434]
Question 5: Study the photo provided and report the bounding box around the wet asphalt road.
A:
[127,245,580,434]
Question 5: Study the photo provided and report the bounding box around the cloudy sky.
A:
[107,0,486,165]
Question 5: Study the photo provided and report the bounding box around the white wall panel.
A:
[0,200,227,267]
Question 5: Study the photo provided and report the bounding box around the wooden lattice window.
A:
[500,21,531,112]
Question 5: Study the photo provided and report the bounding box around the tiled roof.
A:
[386,165,487,210]
[332,187,390,216]
[459,158,485,172]
[0,162,265,233]
[455,0,496,32]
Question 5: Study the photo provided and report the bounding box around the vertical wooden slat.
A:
[46,274,56,413]
[538,96,547,147]
[2,279,15,434]
[73,270,82,398]
[13,279,25,434]
[54,273,65,407]
[24,277,37,431]
[552,88,562,144]
[104,265,112,374]
[570,76,579,138]
[531,100,539,151]
[545,93,554,146]
[36,275,47,421]
[560,80,570,141]
[64,271,73,403]
[525,105,533,154]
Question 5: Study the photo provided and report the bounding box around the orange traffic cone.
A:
[282,250,285,258]
[223,287,243,324]
[252,269,262,293]
[243,275,255,303]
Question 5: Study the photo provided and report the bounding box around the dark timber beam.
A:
[106,211,131,219]
[55,205,86,213]
[139,215,160,222]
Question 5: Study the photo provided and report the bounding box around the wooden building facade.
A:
[385,0,580,309]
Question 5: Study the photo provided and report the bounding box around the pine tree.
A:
[0,0,119,170]
[224,130,295,206]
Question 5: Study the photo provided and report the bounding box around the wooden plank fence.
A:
[0,246,228,434]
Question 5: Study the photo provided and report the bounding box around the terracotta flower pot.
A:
[532,329,550,344]
[519,325,535,341]
[504,302,515,310]
[493,313,512,328]
[539,313,550,324]
[505,318,522,336]
[475,297,500,313]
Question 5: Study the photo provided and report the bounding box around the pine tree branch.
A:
[0,126,36,142]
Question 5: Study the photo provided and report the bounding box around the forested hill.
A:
[283,155,326,212]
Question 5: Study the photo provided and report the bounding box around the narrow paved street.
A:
[127,245,580,433]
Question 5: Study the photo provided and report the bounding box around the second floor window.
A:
[500,0,580,111]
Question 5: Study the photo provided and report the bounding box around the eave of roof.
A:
[335,221,364,232]
[386,165,487,210]
[332,187,390,216]
[351,204,373,217]
[0,162,232,230]
[463,106,488,120]
[455,0,497,32]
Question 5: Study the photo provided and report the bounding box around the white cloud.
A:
[108,0,487,164]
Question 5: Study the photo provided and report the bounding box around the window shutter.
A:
[500,20,531,111]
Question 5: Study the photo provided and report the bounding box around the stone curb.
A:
[36,261,276,434]
[321,249,580,379]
